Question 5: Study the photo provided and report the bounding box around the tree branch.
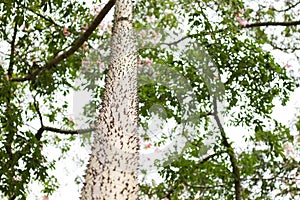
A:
[275,1,300,12]
[183,181,225,189]
[11,0,116,82]
[212,97,242,200]
[8,20,18,78]
[244,20,300,28]
[161,35,190,46]
[28,7,61,28]
[198,151,225,165]
[270,42,300,52]
[43,126,96,134]
[36,125,96,140]
[33,97,44,127]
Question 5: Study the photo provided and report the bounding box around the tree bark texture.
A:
[81,0,139,199]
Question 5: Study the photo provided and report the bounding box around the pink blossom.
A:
[21,23,26,30]
[284,144,294,155]
[99,21,105,31]
[82,43,88,51]
[42,195,49,200]
[284,63,292,68]
[68,115,73,122]
[106,22,112,33]
[81,60,86,65]
[93,4,103,13]
[99,62,106,71]
[145,143,151,149]
[235,13,248,27]
[138,59,143,67]
[150,30,158,37]
[238,8,245,14]
[140,29,147,37]
[145,59,152,67]
[147,157,151,161]
[63,26,70,37]
[81,23,89,31]
[146,16,154,23]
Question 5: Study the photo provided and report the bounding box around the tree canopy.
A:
[0,0,300,199]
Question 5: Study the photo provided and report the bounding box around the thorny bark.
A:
[81,0,139,199]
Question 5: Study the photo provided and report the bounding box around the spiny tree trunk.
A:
[81,0,139,199]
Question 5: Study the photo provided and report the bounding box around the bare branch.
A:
[212,97,242,200]
[28,8,61,28]
[244,20,300,28]
[36,125,96,140]
[43,126,96,135]
[270,42,300,52]
[198,151,225,165]
[161,35,190,46]
[8,20,18,78]
[33,97,44,127]
[275,1,300,12]
[11,0,116,82]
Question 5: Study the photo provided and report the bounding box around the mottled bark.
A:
[81,0,139,199]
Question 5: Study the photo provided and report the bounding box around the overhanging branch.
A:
[244,20,300,28]
[11,0,116,82]
[36,126,96,140]
[43,126,96,134]
[212,97,242,200]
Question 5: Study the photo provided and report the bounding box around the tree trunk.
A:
[81,0,139,199]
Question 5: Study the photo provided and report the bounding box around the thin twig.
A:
[33,96,44,127]
[28,8,61,28]
[275,1,300,12]
[8,20,18,77]
[161,35,190,46]
[11,0,116,82]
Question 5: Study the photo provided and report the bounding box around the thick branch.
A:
[244,20,300,28]
[11,0,116,82]
[212,97,242,200]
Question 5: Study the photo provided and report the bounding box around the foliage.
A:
[0,0,102,199]
[0,0,300,199]
[134,0,300,199]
